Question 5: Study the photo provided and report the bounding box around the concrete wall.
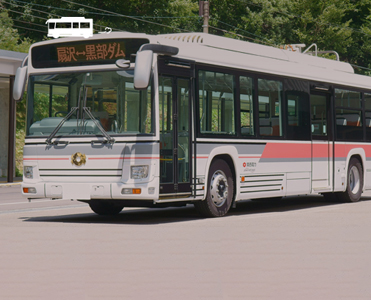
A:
[0,84,9,177]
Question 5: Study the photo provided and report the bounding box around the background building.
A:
[0,50,27,182]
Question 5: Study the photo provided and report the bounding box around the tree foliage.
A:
[1,0,371,72]
[0,10,32,52]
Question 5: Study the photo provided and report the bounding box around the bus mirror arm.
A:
[140,44,179,56]
[115,59,131,69]
[134,44,179,90]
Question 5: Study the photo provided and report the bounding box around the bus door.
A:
[310,91,333,191]
[158,58,194,196]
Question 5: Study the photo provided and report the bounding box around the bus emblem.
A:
[71,152,87,166]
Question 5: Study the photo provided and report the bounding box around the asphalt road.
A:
[1,184,371,300]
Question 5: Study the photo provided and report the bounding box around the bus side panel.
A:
[254,141,311,197]
[364,144,371,190]
[335,143,370,192]
[196,141,312,201]
[334,142,346,192]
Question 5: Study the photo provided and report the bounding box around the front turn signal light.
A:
[23,187,36,194]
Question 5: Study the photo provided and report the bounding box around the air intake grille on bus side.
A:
[240,174,284,194]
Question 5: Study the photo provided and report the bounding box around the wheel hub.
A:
[210,170,228,207]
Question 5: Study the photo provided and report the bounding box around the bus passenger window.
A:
[335,89,362,140]
[198,70,235,135]
[48,22,55,29]
[258,78,283,137]
[286,91,310,140]
[365,93,371,141]
[240,76,254,136]
[73,22,79,29]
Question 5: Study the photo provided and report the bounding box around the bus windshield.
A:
[26,70,153,137]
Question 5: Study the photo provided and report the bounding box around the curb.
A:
[0,182,22,188]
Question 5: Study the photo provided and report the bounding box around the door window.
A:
[310,94,328,137]
[159,77,174,184]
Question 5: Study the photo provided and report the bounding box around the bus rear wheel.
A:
[194,159,234,217]
[89,200,124,215]
[337,157,363,203]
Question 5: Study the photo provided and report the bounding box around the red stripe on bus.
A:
[89,157,159,160]
[261,143,312,159]
[312,143,331,158]
[23,157,69,160]
[334,144,371,158]
[88,157,124,160]
[24,157,160,161]
[122,157,160,160]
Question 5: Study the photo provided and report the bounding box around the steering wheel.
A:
[55,111,69,117]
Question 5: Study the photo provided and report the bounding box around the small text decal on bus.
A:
[57,43,125,63]
[46,17,93,39]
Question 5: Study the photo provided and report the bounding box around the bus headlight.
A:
[131,165,149,179]
[24,166,34,179]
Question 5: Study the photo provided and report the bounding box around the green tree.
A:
[0,10,32,52]
[292,0,354,60]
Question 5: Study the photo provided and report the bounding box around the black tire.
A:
[194,159,234,217]
[337,157,363,203]
[89,200,124,215]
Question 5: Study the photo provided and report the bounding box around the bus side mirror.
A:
[13,66,27,101]
[134,50,153,90]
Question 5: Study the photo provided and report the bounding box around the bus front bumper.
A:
[21,182,157,201]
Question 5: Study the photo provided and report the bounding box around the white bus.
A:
[13,31,371,217]
[46,17,93,39]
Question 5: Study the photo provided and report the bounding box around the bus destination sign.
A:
[57,42,125,63]
[31,38,149,68]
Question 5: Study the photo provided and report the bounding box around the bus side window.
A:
[48,22,55,29]
[198,70,236,135]
[240,76,254,136]
[335,89,362,140]
[73,22,79,29]
[365,93,371,140]
[286,91,310,140]
[258,78,283,137]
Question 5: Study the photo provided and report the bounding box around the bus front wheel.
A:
[338,157,363,203]
[89,200,124,215]
[194,159,234,217]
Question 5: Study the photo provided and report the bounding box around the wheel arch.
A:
[345,148,366,192]
[202,146,238,201]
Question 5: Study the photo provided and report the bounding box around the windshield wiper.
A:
[45,107,78,145]
[83,107,115,145]
[46,84,115,146]
[45,107,115,145]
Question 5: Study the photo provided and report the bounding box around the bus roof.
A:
[158,32,354,74]
[46,17,92,23]
[28,31,371,91]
